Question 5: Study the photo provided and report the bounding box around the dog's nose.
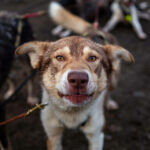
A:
[68,72,89,89]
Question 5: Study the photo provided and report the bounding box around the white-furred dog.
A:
[104,0,150,39]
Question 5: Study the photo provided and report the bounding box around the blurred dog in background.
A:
[0,11,38,104]
[51,0,112,37]
[104,0,150,39]
[0,11,38,150]
[52,0,150,39]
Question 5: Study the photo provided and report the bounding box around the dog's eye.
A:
[56,55,64,61]
[88,56,97,62]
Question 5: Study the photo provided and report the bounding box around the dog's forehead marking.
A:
[83,46,91,54]
[83,46,101,56]
[62,46,70,53]
[54,46,70,53]
[54,46,70,55]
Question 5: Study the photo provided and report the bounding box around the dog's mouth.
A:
[58,91,93,104]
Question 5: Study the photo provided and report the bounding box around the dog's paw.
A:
[27,96,39,106]
[106,98,119,110]
[4,80,15,99]
[0,140,12,150]
[60,29,71,37]
[4,89,14,99]
[137,32,147,40]
[139,2,149,10]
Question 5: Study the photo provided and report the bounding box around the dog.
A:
[103,0,150,39]
[16,3,134,149]
[51,0,111,37]
[0,11,37,150]
[16,36,134,150]
[0,11,38,104]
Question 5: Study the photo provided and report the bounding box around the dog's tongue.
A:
[65,95,89,104]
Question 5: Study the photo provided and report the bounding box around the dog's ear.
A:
[101,44,134,88]
[16,41,51,69]
[102,44,134,63]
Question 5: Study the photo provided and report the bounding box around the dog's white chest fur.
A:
[53,105,92,128]
[41,87,106,132]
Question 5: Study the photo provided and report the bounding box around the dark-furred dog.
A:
[0,11,34,150]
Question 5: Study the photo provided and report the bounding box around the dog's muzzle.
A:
[58,71,93,104]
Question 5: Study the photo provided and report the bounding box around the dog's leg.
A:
[130,5,147,39]
[106,96,119,110]
[60,29,71,37]
[0,141,5,150]
[104,90,119,110]
[46,127,64,150]
[80,93,105,150]
[137,10,150,21]
[86,132,104,150]
[0,139,12,150]
[51,25,64,36]
[41,104,64,150]
[103,2,123,32]
[81,127,104,150]
[4,78,15,99]
[25,63,38,105]
[27,79,39,105]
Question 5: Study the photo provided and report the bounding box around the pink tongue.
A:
[65,95,89,104]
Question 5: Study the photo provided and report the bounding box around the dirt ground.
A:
[0,0,150,150]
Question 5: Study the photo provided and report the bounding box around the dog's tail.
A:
[48,2,92,35]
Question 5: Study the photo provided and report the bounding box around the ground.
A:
[0,0,150,150]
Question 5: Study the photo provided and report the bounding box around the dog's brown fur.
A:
[16,36,134,150]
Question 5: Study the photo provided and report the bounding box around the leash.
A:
[15,10,47,48]
[19,10,47,19]
[0,69,37,107]
[0,103,48,126]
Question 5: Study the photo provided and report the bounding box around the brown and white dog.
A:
[15,2,134,150]
[16,36,134,150]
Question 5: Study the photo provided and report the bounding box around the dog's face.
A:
[16,36,134,108]
[41,37,110,107]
